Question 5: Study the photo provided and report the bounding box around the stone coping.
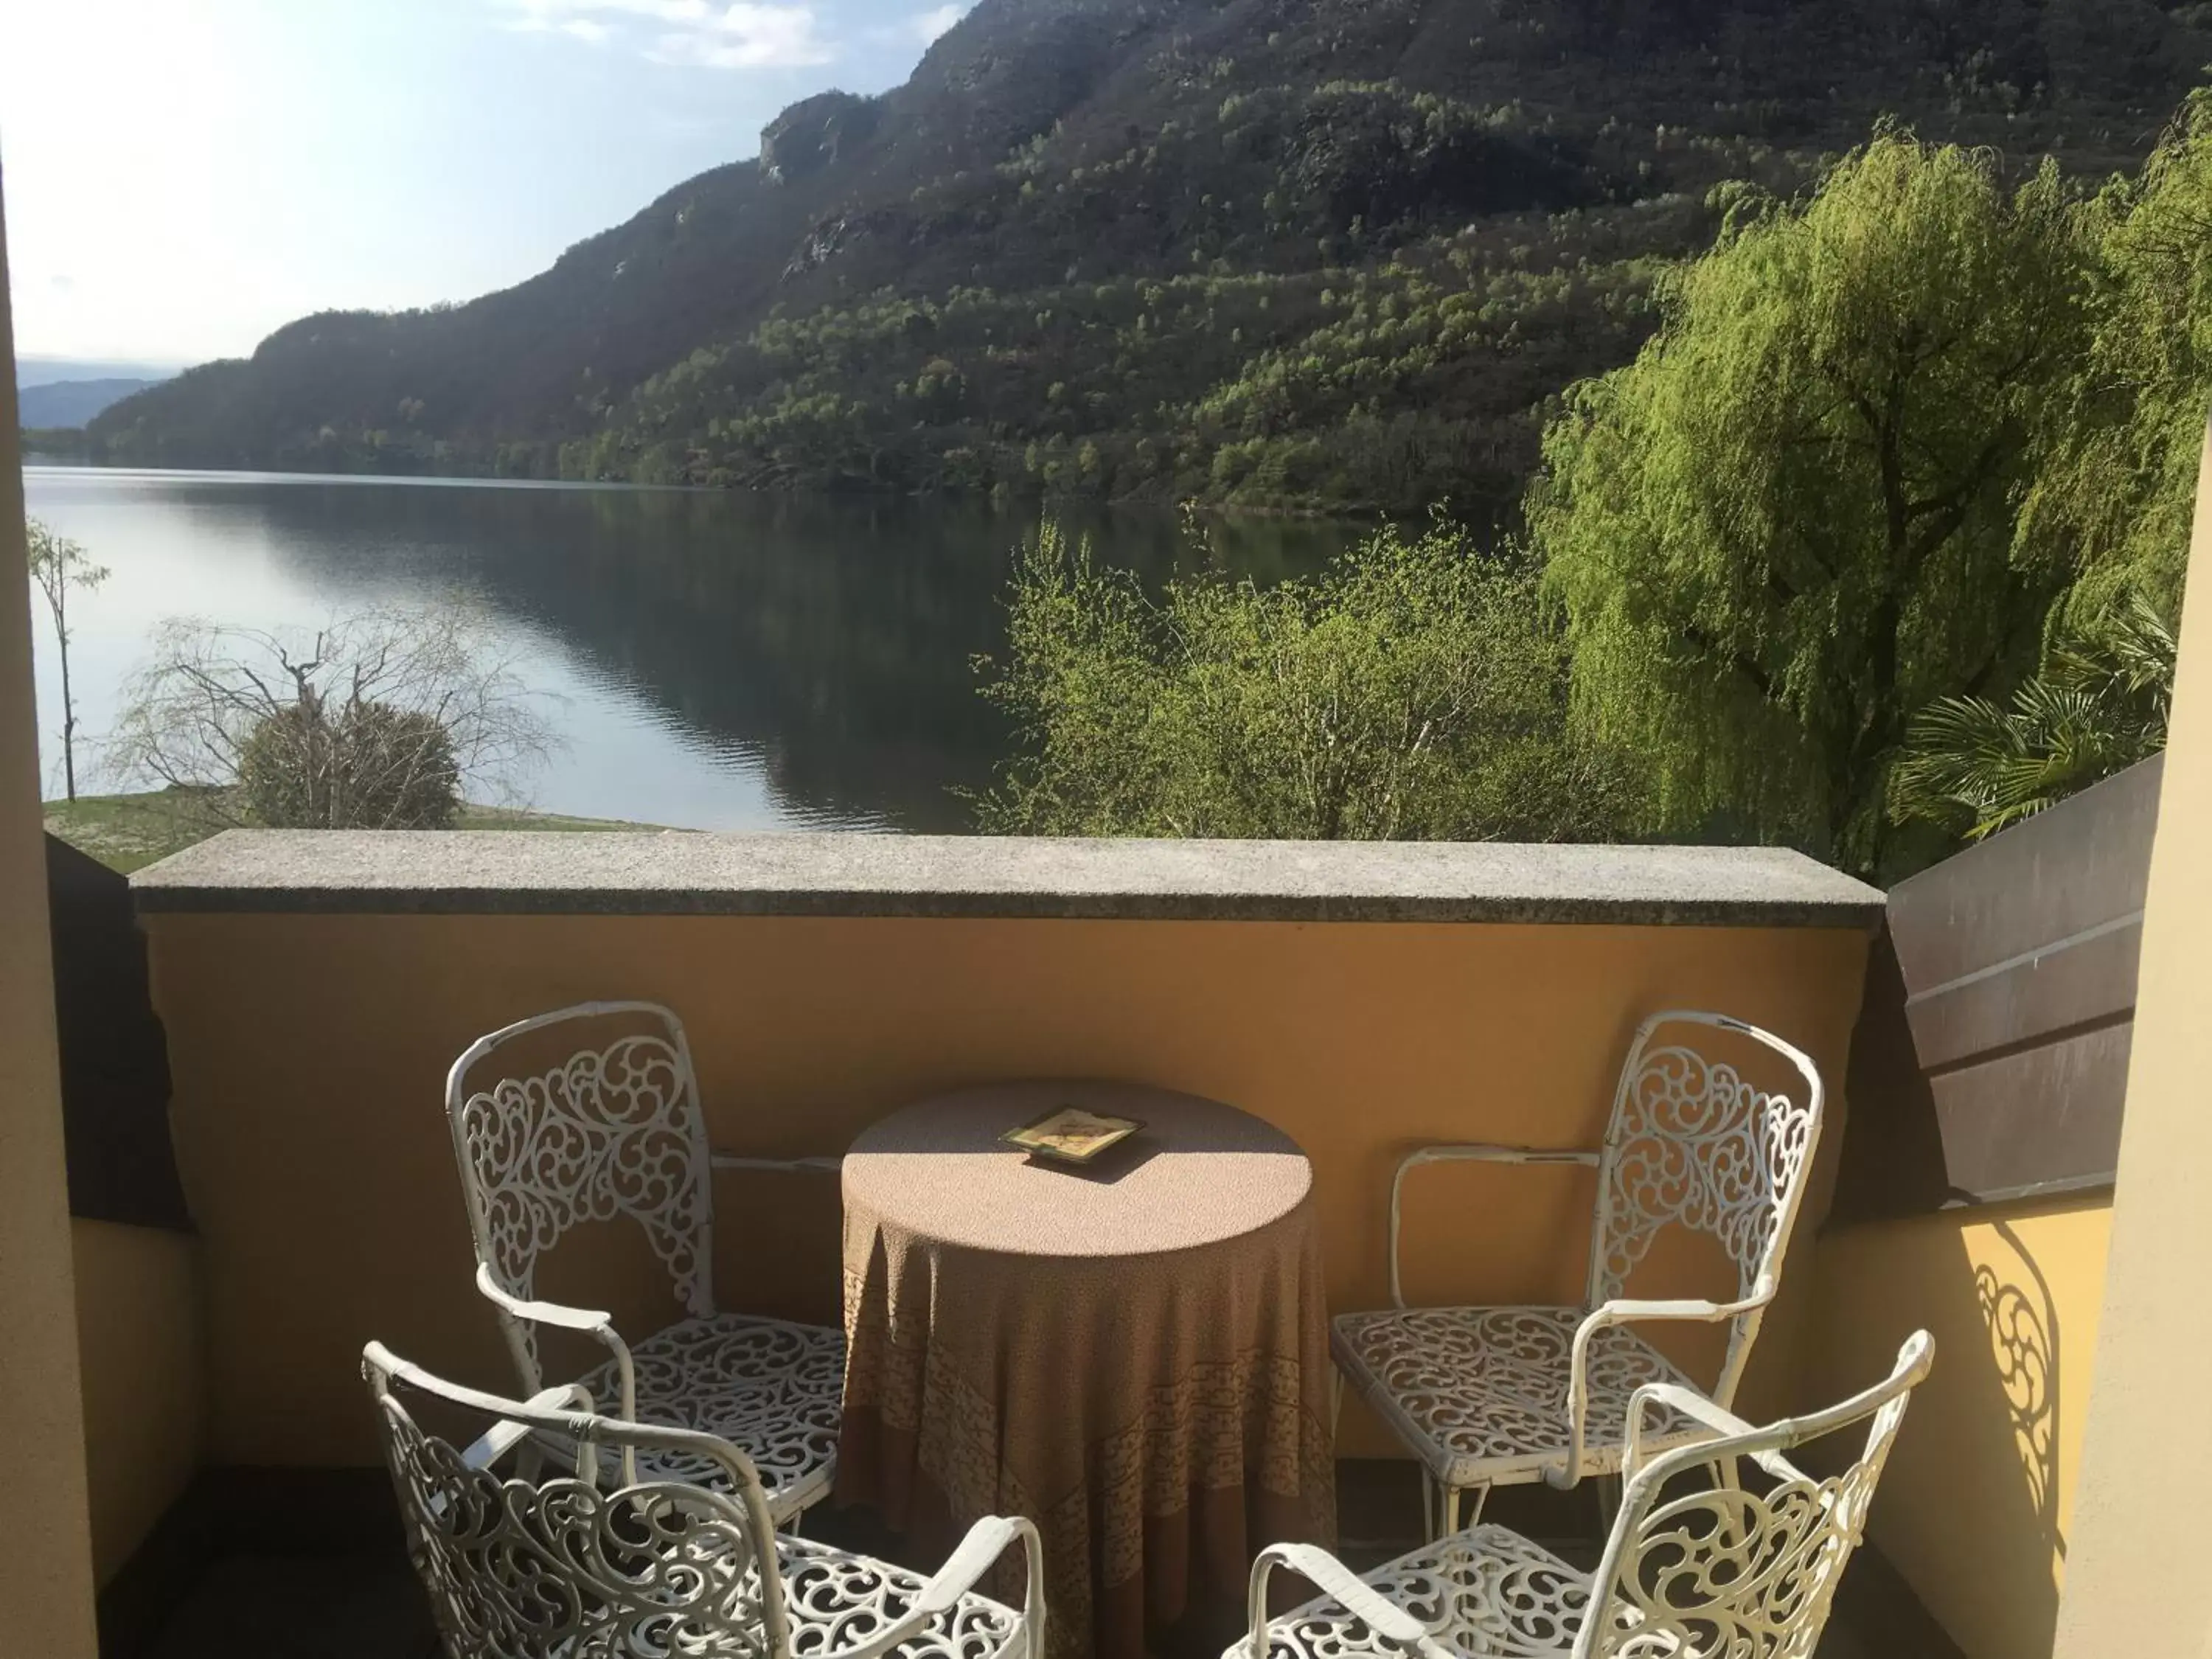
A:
[130,830,1885,927]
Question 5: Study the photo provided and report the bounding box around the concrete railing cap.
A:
[131,830,1885,927]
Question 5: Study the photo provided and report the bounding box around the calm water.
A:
[19,468,1348,830]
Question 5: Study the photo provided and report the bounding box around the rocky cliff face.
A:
[760,90,882,184]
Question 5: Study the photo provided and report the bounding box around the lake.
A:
[19,468,1349,831]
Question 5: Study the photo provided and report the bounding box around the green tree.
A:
[1891,593,2174,841]
[973,516,1633,841]
[1534,136,2094,876]
[107,609,556,828]
[238,699,463,830]
[2020,91,2212,627]
[26,518,111,802]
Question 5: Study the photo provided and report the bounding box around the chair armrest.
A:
[1587,1294,1767,1326]
[829,1515,1047,1659]
[1630,1382,1757,1439]
[1388,1144,1600,1309]
[1550,1287,1773,1489]
[473,1265,615,1334]
[1246,1543,1430,1658]
[709,1152,845,1174]
[1620,1382,1757,1485]
[460,1383,597,1474]
[916,1515,1042,1616]
[473,1264,639,1484]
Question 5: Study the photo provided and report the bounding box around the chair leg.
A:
[1459,1483,1489,1531]
[1419,1469,1436,1543]
[1595,1472,1620,1537]
[1437,1483,1487,1539]
[1331,1370,1344,1439]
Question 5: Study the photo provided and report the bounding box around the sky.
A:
[0,0,973,369]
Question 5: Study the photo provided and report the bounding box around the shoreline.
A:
[43,790,665,875]
[18,456,1386,526]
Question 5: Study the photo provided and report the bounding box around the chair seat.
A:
[448,1501,1024,1659]
[574,1312,845,1523]
[1234,1526,1593,1659]
[778,1534,1025,1659]
[1331,1306,1699,1489]
[563,1534,1023,1659]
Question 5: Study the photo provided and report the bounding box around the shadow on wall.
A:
[1804,759,2154,1657]
[1807,1194,2106,1659]
[1978,1217,2062,1571]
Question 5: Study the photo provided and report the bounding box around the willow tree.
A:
[2021,90,2212,627]
[1533,136,2093,875]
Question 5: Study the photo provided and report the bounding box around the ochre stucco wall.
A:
[1806,1196,2112,1659]
[0,164,101,1657]
[2052,429,2212,1655]
[71,1219,205,1585]
[139,910,1870,1466]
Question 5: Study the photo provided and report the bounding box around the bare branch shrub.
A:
[104,608,561,829]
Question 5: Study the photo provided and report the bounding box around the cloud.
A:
[911,3,969,44]
[502,0,714,27]
[647,4,836,68]
[496,1,835,67]
[861,2,971,52]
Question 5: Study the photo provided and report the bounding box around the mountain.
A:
[16,356,184,391]
[19,378,161,428]
[87,0,2212,519]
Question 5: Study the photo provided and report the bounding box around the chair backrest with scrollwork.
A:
[362,1340,788,1659]
[1587,1011,1825,1407]
[1578,1330,1933,1659]
[445,1001,716,1389]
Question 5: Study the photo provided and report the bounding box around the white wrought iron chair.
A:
[1332,1011,1825,1538]
[364,1340,1046,1659]
[1236,1330,1932,1659]
[445,1001,846,1527]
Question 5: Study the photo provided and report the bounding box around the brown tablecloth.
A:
[837,1081,1335,1659]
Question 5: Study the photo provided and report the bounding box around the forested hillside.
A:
[18,378,158,428]
[88,0,2212,519]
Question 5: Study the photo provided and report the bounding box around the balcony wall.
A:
[70,1218,204,1583]
[131,832,1882,1469]
[1787,758,2160,1659]
[1806,1195,2110,1658]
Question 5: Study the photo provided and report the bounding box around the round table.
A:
[836,1080,1335,1659]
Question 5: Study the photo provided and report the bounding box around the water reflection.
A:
[20,470,1346,831]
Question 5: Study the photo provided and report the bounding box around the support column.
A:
[0,157,101,1659]
[2052,420,2212,1657]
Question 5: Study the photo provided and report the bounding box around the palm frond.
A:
[1891,593,2176,841]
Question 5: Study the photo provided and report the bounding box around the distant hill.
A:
[16,355,185,390]
[86,0,2212,518]
[19,378,161,428]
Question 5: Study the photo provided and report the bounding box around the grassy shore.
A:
[44,789,664,874]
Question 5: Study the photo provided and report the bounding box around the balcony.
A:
[63,827,2041,1657]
